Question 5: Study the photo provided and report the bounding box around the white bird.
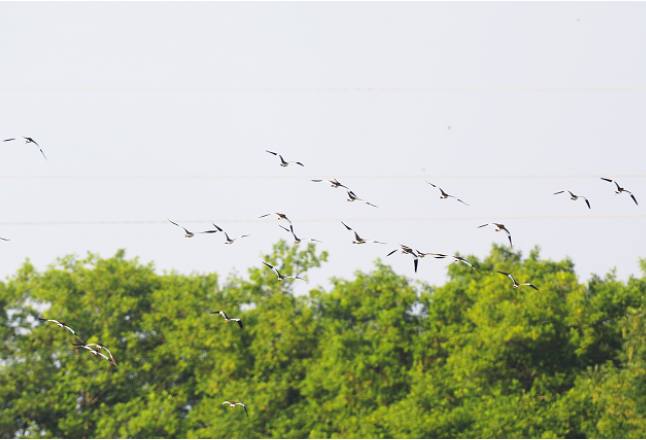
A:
[498,271,538,290]
[279,224,321,244]
[601,178,638,205]
[168,219,218,238]
[211,224,249,245]
[266,150,304,167]
[426,182,469,206]
[429,253,479,272]
[386,245,419,273]
[341,222,386,245]
[554,191,591,209]
[259,213,292,224]
[73,343,116,365]
[346,190,378,208]
[263,261,307,282]
[210,311,243,328]
[0,237,8,242]
[3,137,47,160]
[84,343,117,365]
[223,401,248,417]
[38,318,83,342]
[477,223,513,247]
[311,178,348,189]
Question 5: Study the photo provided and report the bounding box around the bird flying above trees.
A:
[73,343,116,365]
[38,318,83,342]
[211,224,249,245]
[279,224,321,244]
[426,182,469,206]
[477,223,513,247]
[386,245,419,273]
[346,190,378,208]
[498,271,538,290]
[311,178,348,189]
[266,150,304,167]
[168,219,218,238]
[341,222,386,245]
[430,253,479,272]
[3,137,47,160]
[84,343,117,365]
[223,401,248,417]
[554,191,591,209]
[600,178,638,205]
[259,213,292,224]
[263,261,307,282]
[210,311,243,328]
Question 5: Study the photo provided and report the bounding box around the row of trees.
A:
[1,241,646,438]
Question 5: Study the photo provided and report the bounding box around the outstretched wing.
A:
[498,271,516,284]
[168,219,191,234]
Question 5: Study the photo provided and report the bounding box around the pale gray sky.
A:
[1,2,645,294]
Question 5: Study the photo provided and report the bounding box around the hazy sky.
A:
[1,2,645,294]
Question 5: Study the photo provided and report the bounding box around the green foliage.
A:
[1,242,646,438]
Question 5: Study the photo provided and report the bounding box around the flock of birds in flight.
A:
[8,141,641,419]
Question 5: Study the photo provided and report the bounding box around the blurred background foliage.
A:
[2,241,646,438]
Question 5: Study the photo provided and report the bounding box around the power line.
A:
[0,174,645,180]
[1,213,644,226]
[1,86,645,93]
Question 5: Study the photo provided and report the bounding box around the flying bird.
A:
[415,250,438,258]
[600,178,638,205]
[477,223,513,247]
[37,318,83,342]
[346,190,378,208]
[263,261,307,282]
[554,191,591,209]
[3,137,47,160]
[498,271,538,290]
[266,150,304,167]
[210,311,243,328]
[430,254,479,272]
[0,237,8,242]
[83,343,117,365]
[168,219,218,238]
[311,178,349,189]
[426,182,469,206]
[386,245,419,273]
[223,401,248,417]
[279,224,322,244]
[259,213,292,224]
[211,224,249,244]
[73,343,116,365]
[341,222,386,245]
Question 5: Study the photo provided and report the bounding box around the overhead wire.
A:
[1,86,645,92]
[0,174,645,180]
[1,213,645,226]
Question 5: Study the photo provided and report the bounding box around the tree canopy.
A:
[2,241,646,438]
